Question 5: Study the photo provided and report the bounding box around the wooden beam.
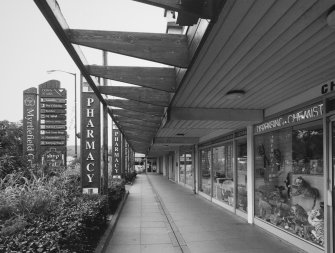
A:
[88,66,176,92]
[131,0,213,19]
[68,29,190,68]
[120,125,157,134]
[33,0,128,143]
[154,137,199,144]
[112,109,162,123]
[121,128,155,137]
[117,121,158,132]
[99,86,171,107]
[168,108,264,121]
[106,99,165,116]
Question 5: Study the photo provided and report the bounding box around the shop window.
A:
[200,148,211,195]
[237,139,247,212]
[179,153,185,183]
[185,153,193,187]
[254,122,324,247]
[213,143,234,206]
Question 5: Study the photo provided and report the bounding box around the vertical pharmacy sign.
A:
[81,83,101,194]
[112,127,121,178]
[23,87,38,166]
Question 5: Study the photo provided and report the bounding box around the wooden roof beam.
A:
[117,121,159,132]
[131,0,214,19]
[88,66,176,92]
[68,29,190,68]
[99,86,171,107]
[106,99,165,116]
[114,116,161,128]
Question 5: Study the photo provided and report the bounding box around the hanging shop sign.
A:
[23,87,38,166]
[255,103,323,134]
[112,128,121,178]
[320,78,335,95]
[39,80,67,168]
[81,86,101,194]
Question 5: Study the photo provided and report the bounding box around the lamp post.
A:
[47,70,77,158]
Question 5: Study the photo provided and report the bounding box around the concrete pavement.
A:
[104,174,305,253]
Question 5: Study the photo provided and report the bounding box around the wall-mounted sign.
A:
[40,103,66,109]
[81,83,101,194]
[40,147,66,167]
[112,128,121,178]
[255,103,323,133]
[23,87,38,166]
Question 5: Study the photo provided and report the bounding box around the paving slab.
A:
[104,174,305,253]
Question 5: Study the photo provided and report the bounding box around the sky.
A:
[0,0,168,145]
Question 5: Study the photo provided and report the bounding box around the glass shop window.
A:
[200,148,211,196]
[254,122,324,247]
[179,153,185,183]
[237,139,247,212]
[213,143,234,206]
[185,153,193,187]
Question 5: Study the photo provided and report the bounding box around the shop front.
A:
[198,131,248,218]
[253,101,331,253]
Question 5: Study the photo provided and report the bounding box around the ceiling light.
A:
[327,6,335,28]
[225,90,245,100]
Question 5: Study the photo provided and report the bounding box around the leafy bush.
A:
[0,168,126,252]
[125,171,137,184]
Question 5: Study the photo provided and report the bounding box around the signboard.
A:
[40,88,66,98]
[39,80,67,168]
[40,109,66,114]
[81,84,101,194]
[255,103,323,134]
[40,98,66,104]
[23,87,38,166]
[40,147,66,167]
[112,128,121,177]
[41,103,66,109]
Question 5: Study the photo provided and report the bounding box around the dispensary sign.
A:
[81,84,101,194]
[255,103,323,133]
[112,128,121,178]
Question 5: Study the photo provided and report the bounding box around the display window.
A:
[212,143,234,206]
[200,148,211,195]
[254,121,324,247]
[179,153,185,183]
[236,139,247,212]
[185,153,193,187]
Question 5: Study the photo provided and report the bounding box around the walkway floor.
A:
[104,174,304,253]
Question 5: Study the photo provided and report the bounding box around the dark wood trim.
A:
[106,99,165,116]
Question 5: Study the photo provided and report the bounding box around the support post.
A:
[102,51,108,194]
[247,125,254,224]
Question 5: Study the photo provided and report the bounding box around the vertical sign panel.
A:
[81,83,101,194]
[39,80,67,168]
[23,87,38,166]
[112,128,121,178]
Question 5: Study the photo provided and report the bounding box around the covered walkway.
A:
[104,174,304,253]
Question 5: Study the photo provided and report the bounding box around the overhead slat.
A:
[68,29,190,68]
[120,125,157,134]
[107,99,165,116]
[117,121,158,132]
[132,0,213,19]
[88,66,176,92]
[113,109,162,123]
[99,86,170,106]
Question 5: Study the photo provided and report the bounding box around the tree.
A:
[0,120,27,177]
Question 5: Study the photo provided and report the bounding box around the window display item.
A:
[290,176,319,209]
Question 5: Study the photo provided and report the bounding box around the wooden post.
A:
[102,51,108,194]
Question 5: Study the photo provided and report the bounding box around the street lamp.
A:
[47,69,78,158]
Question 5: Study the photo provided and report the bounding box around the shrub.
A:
[107,179,126,213]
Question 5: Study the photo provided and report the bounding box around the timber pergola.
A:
[34,0,268,156]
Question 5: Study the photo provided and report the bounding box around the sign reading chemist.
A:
[81,83,101,194]
[255,103,323,133]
